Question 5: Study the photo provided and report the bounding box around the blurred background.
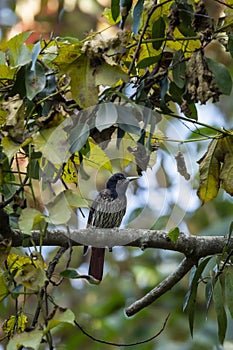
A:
[1,1,233,349]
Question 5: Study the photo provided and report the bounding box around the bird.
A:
[86,172,138,283]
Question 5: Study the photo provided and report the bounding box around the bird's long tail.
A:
[88,247,105,282]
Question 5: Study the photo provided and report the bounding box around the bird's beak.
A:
[127,176,139,182]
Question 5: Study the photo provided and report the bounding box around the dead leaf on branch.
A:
[2,95,25,143]
[175,151,190,180]
[185,50,220,105]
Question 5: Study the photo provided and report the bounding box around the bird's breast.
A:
[88,190,127,228]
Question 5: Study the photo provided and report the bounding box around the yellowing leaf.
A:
[197,138,221,203]
[198,135,233,202]
[19,262,47,291]
[0,64,16,80]
[7,252,46,276]
[62,155,79,183]
[0,270,9,301]
[83,140,112,172]
[167,28,200,57]
[52,42,82,71]
[7,253,32,274]
[8,252,47,291]
[3,313,28,338]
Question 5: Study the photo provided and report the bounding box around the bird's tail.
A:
[88,247,105,282]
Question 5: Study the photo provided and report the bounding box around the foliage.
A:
[0,0,233,348]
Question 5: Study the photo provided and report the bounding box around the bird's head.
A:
[106,173,139,197]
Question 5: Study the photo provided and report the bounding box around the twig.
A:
[31,246,68,328]
[125,256,197,316]
[74,312,170,347]
[128,0,172,75]
[0,175,29,209]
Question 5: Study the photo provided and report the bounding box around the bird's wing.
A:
[87,189,126,228]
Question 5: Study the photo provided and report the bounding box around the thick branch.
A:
[9,228,230,316]
[10,228,230,259]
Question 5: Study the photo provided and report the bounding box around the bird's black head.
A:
[106,173,129,197]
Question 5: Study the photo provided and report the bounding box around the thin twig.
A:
[74,312,170,347]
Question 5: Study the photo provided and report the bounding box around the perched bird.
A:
[86,173,138,282]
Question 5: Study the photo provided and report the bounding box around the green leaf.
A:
[64,189,89,208]
[96,103,118,132]
[27,157,40,179]
[137,55,160,69]
[69,54,98,108]
[25,61,46,100]
[227,221,233,244]
[120,0,133,12]
[172,50,186,89]
[152,17,166,50]
[176,2,196,37]
[168,227,180,242]
[205,279,214,311]
[45,192,72,225]
[117,105,141,135]
[206,58,232,95]
[213,279,227,344]
[227,34,233,58]
[225,269,233,318]
[68,122,90,154]
[183,257,212,336]
[18,208,45,235]
[7,330,43,350]
[45,307,75,332]
[7,32,32,68]
[60,268,81,278]
[132,0,144,34]
[0,52,6,65]
[33,126,70,164]
[111,0,120,21]
[1,137,20,160]
[95,62,128,86]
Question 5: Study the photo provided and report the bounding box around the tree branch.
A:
[9,228,230,317]
[10,228,230,259]
[125,256,197,317]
